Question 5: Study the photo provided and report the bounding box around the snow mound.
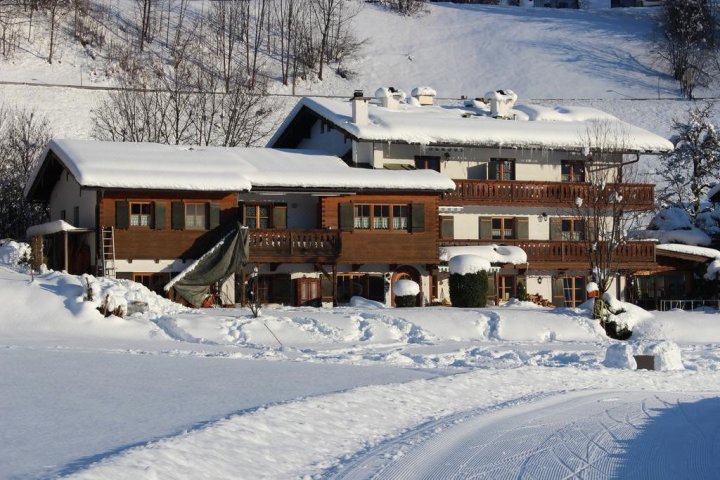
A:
[603,343,637,369]
[0,241,30,267]
[411,86,436,97]
[440,245,527,264]
[642,341,685,371]
[393,279,419,297]
[449,254,491,275]
[350,296,386,309]
[85,274,189,317]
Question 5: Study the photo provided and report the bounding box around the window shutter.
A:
[579,219,590,241]
[441,216,454,240]
[171,201,185,230]
[273,205,288,229]
[339,202,354,231]
[153,202,166,230]
[479,218,492,240]
[209,203,221,229]
[115,201,129,229]
[411,203,425,232]
[552,277,566,307]
[516,217,529,240]
[550,218,562,240]
[488,160,497,181]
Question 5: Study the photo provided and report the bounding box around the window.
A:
[336,274,384,304]
[354,204,409,231]
[244,204,271,229]
[73,206,80,226]
[490,158,515,181]
[185,203,207,230]
[492,217,515,240]
[414,156,441,172]
[561,219,585,241]
[441,216,454,240]
[561,160,585,182]
[562,276,586,307]
[130,202,152,227]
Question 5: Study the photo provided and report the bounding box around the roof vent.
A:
[351,90,369,125]
[375,86,405,110]
[411,86,436,106]
[483,89,517,119]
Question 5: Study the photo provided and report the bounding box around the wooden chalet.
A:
[24,139,454,307]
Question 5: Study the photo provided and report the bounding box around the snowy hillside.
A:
[0,2,717,146]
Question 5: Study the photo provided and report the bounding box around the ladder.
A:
[99,226,116,278]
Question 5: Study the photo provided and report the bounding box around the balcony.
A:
[442,180,654,211]
[249,229,340,263]
[439,239,656,269]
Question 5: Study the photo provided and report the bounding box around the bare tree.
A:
[44,0,68,64]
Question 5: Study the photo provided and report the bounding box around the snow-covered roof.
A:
[656,244,720,260]
[26,220,85,237]
[440,245,528,265]
[269,97,673,153]
[26,139,455,199]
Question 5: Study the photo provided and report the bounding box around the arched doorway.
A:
[391,265,422,307]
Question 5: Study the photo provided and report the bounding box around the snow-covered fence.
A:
[659,299,720,312]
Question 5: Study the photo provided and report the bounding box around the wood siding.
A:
[99,190,237,260]
[322,194,439,265]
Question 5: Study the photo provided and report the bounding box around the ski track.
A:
[331,391,720,480]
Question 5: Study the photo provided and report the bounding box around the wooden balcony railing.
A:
[249,229,340,261]
[439,239,656,266]
[442,180,654,210]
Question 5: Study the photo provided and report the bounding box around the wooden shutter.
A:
[479,218,492,240]
[153,202,166,230]
[552,276,566,307]
[273,205,288,229]
[339,202,354,231]
[441,216,454,240]
[516,217,529,240]
[209,203,221,229]
[488,160,497,181]
[411,203,425,232]
[171,201,185,230]
[549,218,562,240]
[115,201,129,229]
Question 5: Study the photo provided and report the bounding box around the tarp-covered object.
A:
[166,223,249,307]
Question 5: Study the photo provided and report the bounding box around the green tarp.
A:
[166,222,249,307]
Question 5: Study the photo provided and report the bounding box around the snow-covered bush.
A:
[449,254,489,308]
[393,279,419,308]
[0,240,31,267]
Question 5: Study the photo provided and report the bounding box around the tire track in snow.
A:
[331,391,719,480]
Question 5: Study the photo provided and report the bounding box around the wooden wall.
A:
[322,193,439,265]
[99,190,238,260]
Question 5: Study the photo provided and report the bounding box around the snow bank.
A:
[603,343,637,369]
[349,296,386,309]
[393,279,419,297]
[448,254,491,275]
[642,341,684,371]
[0,241,30,267]
[87,274,189,317]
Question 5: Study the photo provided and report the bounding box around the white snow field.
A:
[4,256,720,478]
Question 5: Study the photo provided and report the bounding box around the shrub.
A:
[602,320,632,341]
[449,271,488,308]
[516,281,528,301]
[394,294,416,308]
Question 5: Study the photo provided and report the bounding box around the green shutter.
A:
[115,201,129,229]
[479,218,492,240]
[171,201,185,230]
[273,205,288,229]
[411,203,425,233]
[550,218,562,240]
[153,202,166,230]
[488,160,497,181]
[516,217,529,240]
[339,202,354,231]
[441,216,454,240]
[209,203,221,229]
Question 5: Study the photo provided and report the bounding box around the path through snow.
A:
[332,390,720,479]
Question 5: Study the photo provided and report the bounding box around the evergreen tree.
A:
[656,104,720,220]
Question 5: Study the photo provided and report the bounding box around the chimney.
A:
[411,86,436,106]
[483,89,518,119]
[351,90,368,125]
[375,87,404,110]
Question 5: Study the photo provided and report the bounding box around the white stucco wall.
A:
[49,169,96,228]
[297,119,351,157]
